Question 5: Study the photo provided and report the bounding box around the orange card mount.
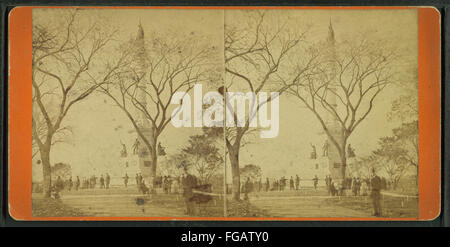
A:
[8,6,441,221]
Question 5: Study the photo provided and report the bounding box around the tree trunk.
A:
[339,137,348,180]
[340,152,347,180]
[150,148,157,187]
[229,146,240,201]
[148,136,158,192]
[40,144,52,198]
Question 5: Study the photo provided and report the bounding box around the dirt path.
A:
[61,193,187,217]
[249,195,373,218]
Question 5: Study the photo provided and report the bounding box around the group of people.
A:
[77,174,111,190]
[325,175,389,198]
[161,175,181,194]
[123,168,203,215]
[51,174,113,193]
[325,170,385,216]
[240,175,321,195]
[123,173,183,195]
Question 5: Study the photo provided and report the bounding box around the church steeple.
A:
[133,22,149,128]
[327,19,335,45]
[137,21,144,41]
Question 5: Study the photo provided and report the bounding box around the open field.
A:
[32,185,417,218]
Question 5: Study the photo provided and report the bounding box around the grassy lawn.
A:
[32,195,87,217]
[323,195,418,218]
[250,187,329,197]
[32,189,269,217]
[33,187,418,218]
[149,194,269,217]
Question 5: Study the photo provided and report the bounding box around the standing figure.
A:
[295,175,300,190]
[310,143,317,159]
[352,177,358,196]
[132,138,140,155]
[105,173,110,189]
[322,140,329,157]
[330,181,337,196]
[280,177,286,191]
[163,176,169,194]
[123,173,129,187]
[120,141,127,157]
[313,175,319,190]
[258,178,262,192]
[361,179,368,196]
[67,176,73,191]
[138,173,143,187]
[370,168,382,216]
[182,168,197,215]
[75,176,80,191]
[356,177,361,196]
[135,173,140,188]
[172,177,180,194]
[244,177,252,200]
[265,177,270,192]
[92,175,97,189]
[289,176,294,190]
[100,175,105,189]
[55,176,64,192]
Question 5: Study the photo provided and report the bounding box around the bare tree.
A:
[32,10,122,197]
[283,31,398,180]
[99,26,217,187]
[224,11,307,200]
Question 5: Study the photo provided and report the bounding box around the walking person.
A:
[370,168,383,217]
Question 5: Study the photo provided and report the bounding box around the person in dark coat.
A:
[182,168,197,215]
[257,178,262,192]
[265,177,270,192]
[55,176,64,192]
[75,176,80,191]
[100,175,105,189]
[67,176,73,191]
[105,173,111,189]
[313,175,319,190]
[123,173,129,187]
[289,176,295,190]
[135,173,140,188]
[370,168,382,216]
[243,177,252,200]
[295,175,300,190]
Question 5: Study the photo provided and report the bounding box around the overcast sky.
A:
[32,8,417,182]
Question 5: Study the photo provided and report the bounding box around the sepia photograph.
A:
[30,8,419,218]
